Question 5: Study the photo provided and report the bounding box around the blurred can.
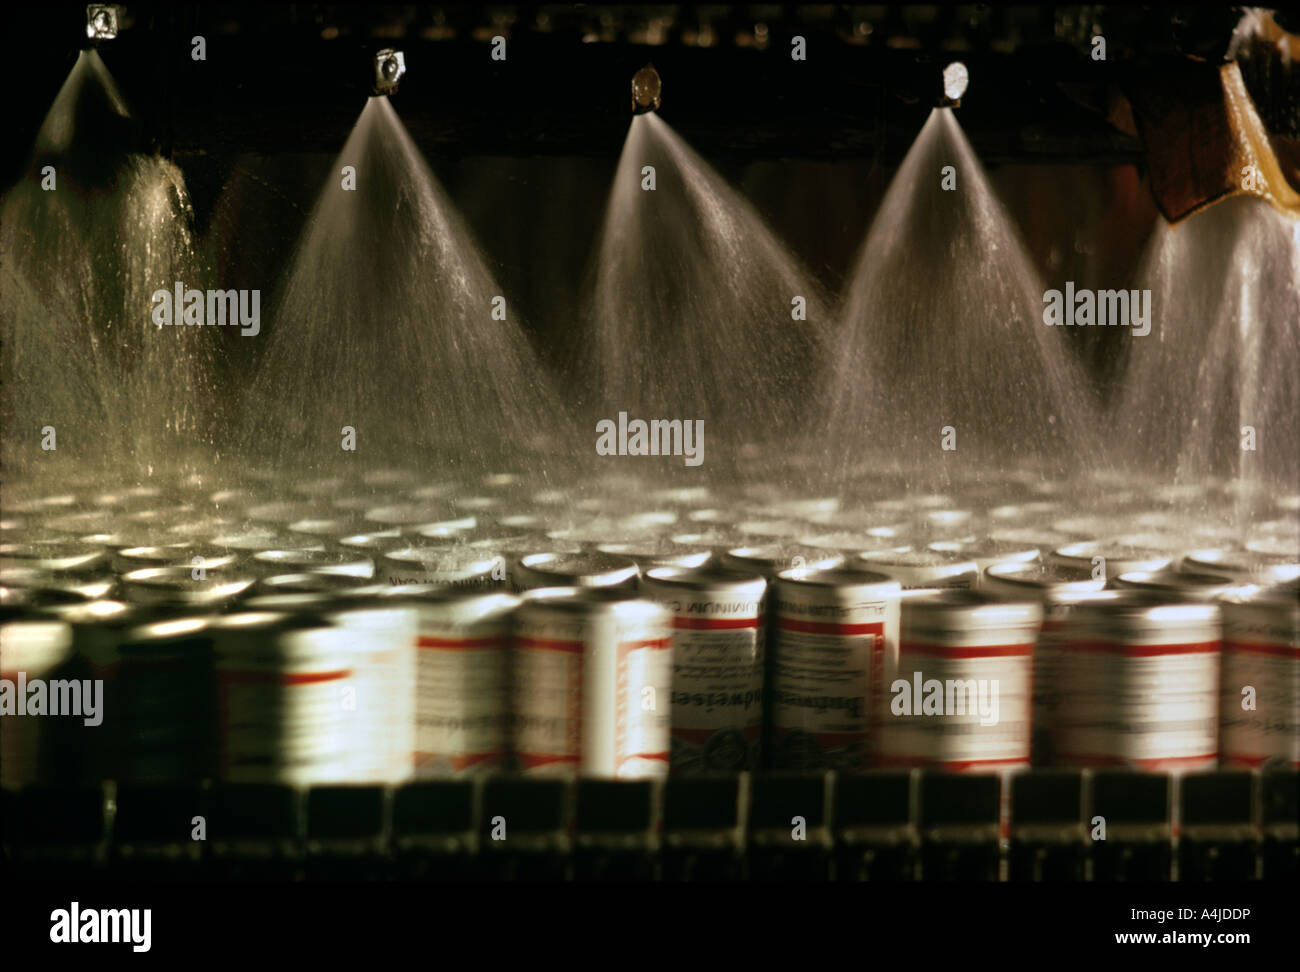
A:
[982,562,1108,764]
[512,587,673,779]
[212,611,357,784]
[238,591,417,783]
[1053,591,1220,772]
[641,564,767,772]
[1218,582,1299,768]
[877,589,1041,772]
[771,567,901,771]
[378,584,519,777]
[250,547,373,580]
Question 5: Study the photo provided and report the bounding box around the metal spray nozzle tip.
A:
[374,49,406,96]
[86,4,121,40]
[941,62,969,106]
[632,64,661,114]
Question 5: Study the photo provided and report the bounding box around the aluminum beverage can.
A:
[239,591,418,783]
[376,584,519,777]
[877,589,1041,772]
[640,564,767,772]
[771,566,901,770]
[981,562,1107,764]
[512,587,673,779]
[1218,581,1299,768]
[1053,591,1220,772]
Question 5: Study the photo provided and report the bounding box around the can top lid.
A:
[983,561,1107,597]
[722,545,844,574]
[776,565,900,592]
[121,566,254,604]
[901,588,1042,629]
[858,547,977,569]
[643,562,767,591]
[517,551,639,585]
[1115,570,1241,596]
[519,584,668,618]
[1183,547,1300,582]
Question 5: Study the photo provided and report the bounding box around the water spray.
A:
[373,49,406,96]
[631,64,661,114]
[85,4,121,41]
[940,62,968,107]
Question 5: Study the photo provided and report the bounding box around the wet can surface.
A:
[1218,581,1299,768]
[1053,591,1220,772]
[641,564,767,772]
[771,567,901,771]
[877,589,1041,772]
[512,587,673,779]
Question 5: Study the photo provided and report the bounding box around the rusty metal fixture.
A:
[1126,58,1300,223]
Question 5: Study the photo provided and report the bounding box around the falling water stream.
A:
[242,96,570,481]
[576,112,828,490]
[1114,196,1300,530]
[822,108,1102,496]
[0,50,215,479]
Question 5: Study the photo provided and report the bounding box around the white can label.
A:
[651,599,763,772]
[1054,638,1219,770]
[1220,637,1300,767]
[415,628,508,776]
[773,611,886,770]
[513,633,583,775]
[615,638,673,778]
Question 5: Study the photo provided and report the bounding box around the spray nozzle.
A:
[86,4,121,41]
[940,62,968,107]
[374,49,406,96]
[632,64,661,114]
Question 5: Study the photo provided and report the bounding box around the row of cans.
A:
[4,544,1296,789]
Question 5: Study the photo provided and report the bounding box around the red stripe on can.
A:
[1223,640,1300,658]
[416,635,503,650]
[218,669,350,686]
[1066,640,1219,657]
[671,616,759,630]
[901,642,1034,658]
[515,636,584,653]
